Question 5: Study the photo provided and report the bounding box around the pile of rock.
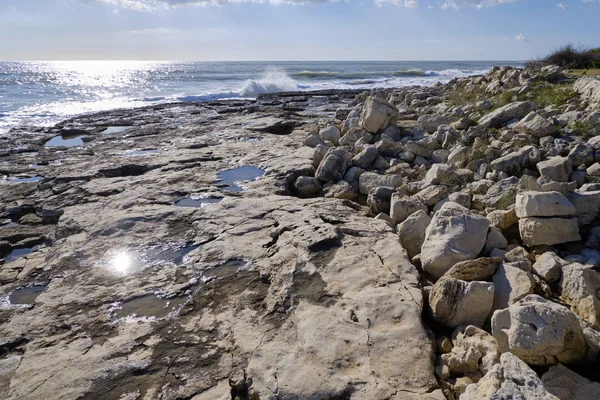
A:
[295,65,600,399]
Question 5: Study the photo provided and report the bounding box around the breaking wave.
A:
[240,67,298,97]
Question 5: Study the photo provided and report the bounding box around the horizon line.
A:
[0,59,525,63]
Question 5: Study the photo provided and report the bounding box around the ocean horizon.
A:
[0,60,523,134]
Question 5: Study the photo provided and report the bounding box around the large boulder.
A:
[532,252,565,284]
[574,77,600,105]
[443,325,499,375]
[560,263,600,329]
[389,194,428,224]
[360,97,399,134]
[537,156,573,182]
[315,148,348,182]
[491,263,535,312]
[294,176,322,197]
[542,363,600,400]
[490,146,540,174]
[491,295,586,365]
[351,146,378,169]
[397,210,431,258]
[417,114,456,134]
[461,353,560,400]
[515,191,576,218]
[478,101,537,129]
[421,202,490,280]
[319,126,341,145]
[518,217,580,246]
[429,277,494,328]
[567,190,600,226]
[358,172,403,195]
[513,111,556,137]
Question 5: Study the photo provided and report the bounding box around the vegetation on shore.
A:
[526,44,600,70]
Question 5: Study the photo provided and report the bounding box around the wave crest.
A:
[240,67,298,97]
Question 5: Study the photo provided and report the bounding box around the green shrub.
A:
[517,84,577,107]
[526,44,600,69]
[497,187,517,210]
[572,121,600,138]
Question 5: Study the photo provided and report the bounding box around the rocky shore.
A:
[1,67,600,399]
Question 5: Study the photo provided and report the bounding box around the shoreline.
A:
[1,66,600,399]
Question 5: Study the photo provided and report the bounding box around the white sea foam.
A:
[239,67,298,97]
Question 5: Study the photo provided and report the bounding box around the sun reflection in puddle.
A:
[110,251,144,275]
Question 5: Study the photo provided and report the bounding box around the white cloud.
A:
[375,0,418,6]
[557,2,566,9]
[515,33,528,42]
[98,0,338,9]
[440,0,519,10]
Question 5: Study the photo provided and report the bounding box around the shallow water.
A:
[4,247,33,263]
[44,135,83,147]
[109,250,145,275]
[102,126,132,135]
[114,294,188,319]
[9,285,47,305]
[175,196,222,208]
[5,176,43,183]
[203,258,250,281]
[216,166,265,192]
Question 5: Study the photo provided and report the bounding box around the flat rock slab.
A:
[0,98,442,400]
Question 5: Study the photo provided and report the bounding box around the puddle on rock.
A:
[109,251,145,275]
[119,149,160,157]
[9,285,47,305]
[153,244,198,265]
[4,247,33,263]
[113,294,188,320]
[4,176,43,183]
[203,258,251,282]
[44,135,84,147]
[243,137,263,143]
[1,220,18,228]
[102,126,132,135]
[175,196,222,208]
[216,166,265,192]
[106,244,197,275]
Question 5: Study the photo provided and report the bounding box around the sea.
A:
[0,60,523,134]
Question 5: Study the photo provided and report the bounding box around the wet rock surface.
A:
[3,66,600,399]
[0,93,441,400]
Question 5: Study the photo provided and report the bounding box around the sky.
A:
[1,0,599,61]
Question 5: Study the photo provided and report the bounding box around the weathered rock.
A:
[414,185,449,207]
[491,295,586,365]
[367,186,395,214]
[513,111,556,137]
[315,148,348,182]
[515,190,576,218]
[424,163,454,184]
[351,145,378,169]
[484,226,508,254]
[322,180,357,200]
[491,264,535,312]
[567,190,600,226]
[360,97,399,134]
[542,363,600,400]
[560,263,600,329]
[358,172,403,195]
[389,193,428,224]
[537,156,573,182]
[397,210,431,258]
[421,202,490,280]
[444,257,502,282]
[443,325,499,375]
[429,277,494,328]
[461,352,560,400]
[319,125,341,145]
[490,146,539,174]
[532,252,565,284]
[478,101,537,129]
[418,114,456,134]
[294,176,322,197]
[487,208,518,230]
[518,217,580,246]
[574,77,600,105]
